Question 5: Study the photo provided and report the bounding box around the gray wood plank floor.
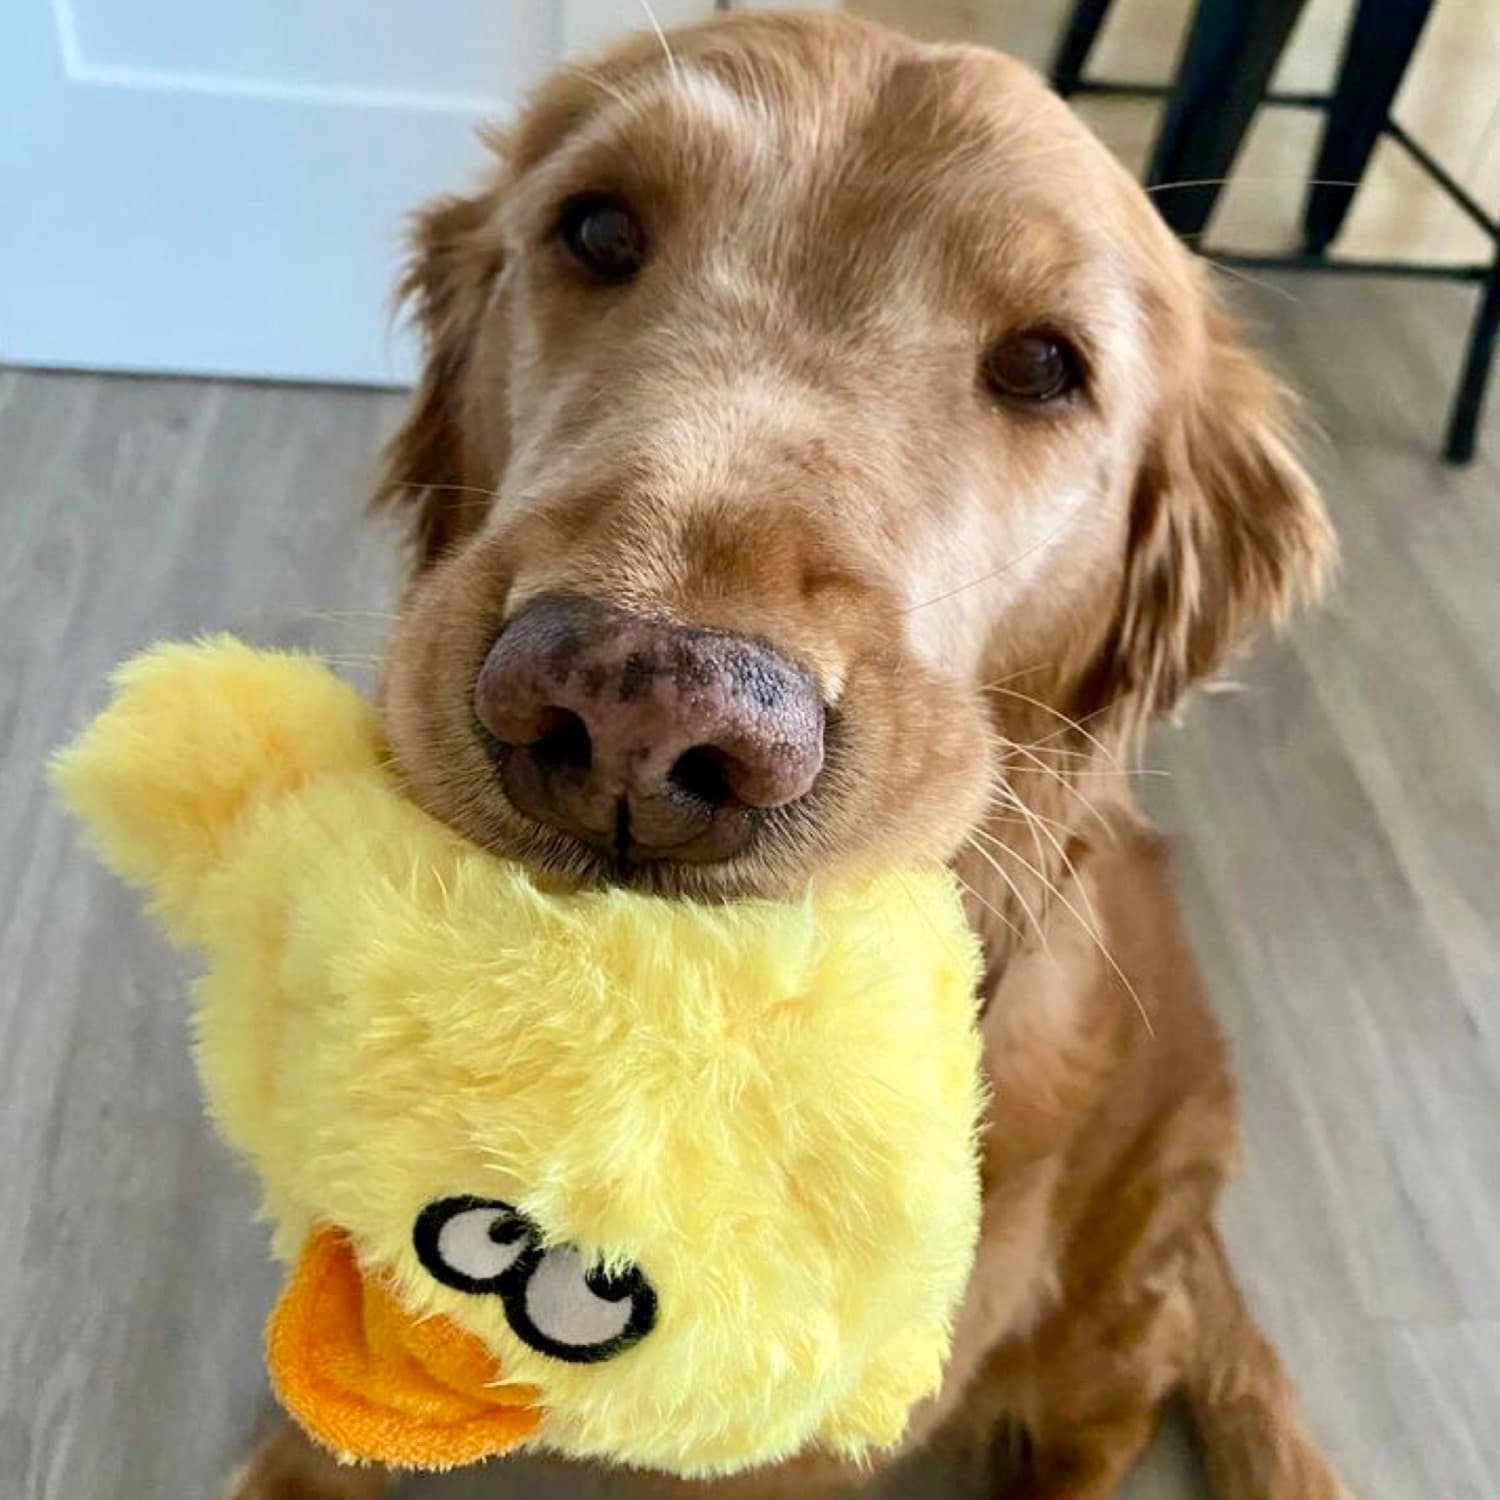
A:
[3,273,1497,1499]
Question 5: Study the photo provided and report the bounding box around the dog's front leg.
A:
[225,1417,394,1500]
[1002,1411,1158,1500]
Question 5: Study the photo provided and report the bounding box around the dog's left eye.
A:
[556,194,647,284]
[980,331,1082,405]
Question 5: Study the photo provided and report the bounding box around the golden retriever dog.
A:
[231,12,1348,1499]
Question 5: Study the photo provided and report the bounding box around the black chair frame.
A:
[1052,0,1498,463]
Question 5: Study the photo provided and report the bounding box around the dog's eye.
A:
[509,1247,657,1364]
[414,1196,535,1292]
[980,332,1082,405]
[556,194,646,283]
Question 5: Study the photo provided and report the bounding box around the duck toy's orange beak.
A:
[267,1227,543,1470]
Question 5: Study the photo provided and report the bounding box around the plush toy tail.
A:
[51,636,382,933]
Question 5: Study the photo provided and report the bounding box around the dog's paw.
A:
[225,1420,393,1500]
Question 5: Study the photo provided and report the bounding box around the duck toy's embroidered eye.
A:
[413,1196,534,1292]
[510,1246,657,1364]
[413,1196,657,1365]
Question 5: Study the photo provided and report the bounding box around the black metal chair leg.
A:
[1050,0,1115,97]
[1444,257,1500,465]
[1145,0,1311,240]
[1302,0,1436,255]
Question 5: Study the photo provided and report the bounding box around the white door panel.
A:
[63,0,559,107]
[0,1,714,384]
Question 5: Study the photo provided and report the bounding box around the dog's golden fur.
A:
[231,13,1346,1499]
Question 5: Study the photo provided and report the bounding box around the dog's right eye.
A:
[980,330,1084,406]
[556,195,647,284]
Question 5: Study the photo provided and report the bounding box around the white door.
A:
[0,2,717,385]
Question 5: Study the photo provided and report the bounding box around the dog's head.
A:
[380,12,1331,900]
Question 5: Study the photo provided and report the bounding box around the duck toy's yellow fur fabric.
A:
[53,638,985,1479]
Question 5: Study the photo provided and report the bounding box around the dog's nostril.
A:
[531,707,592,775]
[668,745,736,808]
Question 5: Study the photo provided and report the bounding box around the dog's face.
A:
[381,13,1330,900]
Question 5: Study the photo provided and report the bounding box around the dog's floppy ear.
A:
[372,62,649,575]
[1081,299,1335,729]
[373,177,507,573]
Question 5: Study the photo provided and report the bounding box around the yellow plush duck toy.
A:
[53,638,985,1479]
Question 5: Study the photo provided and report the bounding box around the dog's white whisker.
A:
[1002,741,1114,835]
[974,829,1153,1036]
[956,841,1035,949]
[637,0,680,86]
[985,685,1122,768]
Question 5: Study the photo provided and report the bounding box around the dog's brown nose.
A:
[474,595,824,864]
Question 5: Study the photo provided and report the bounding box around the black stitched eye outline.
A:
[412,1196,657,1365]
[413,1196,536,1293]
[507,1246,658,1366]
